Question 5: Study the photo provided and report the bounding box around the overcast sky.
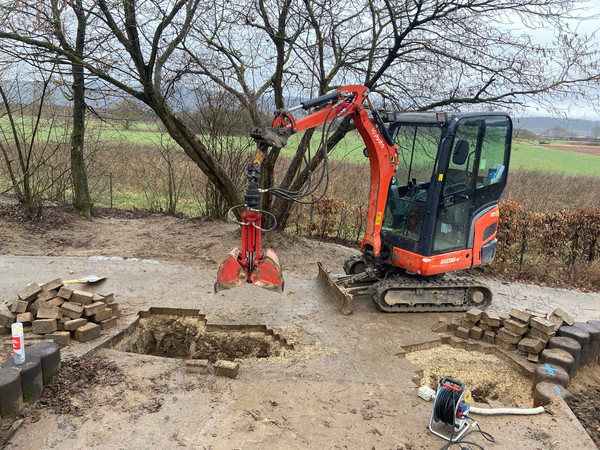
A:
[520,0,600,120]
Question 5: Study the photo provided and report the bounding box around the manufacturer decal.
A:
[371,126,385,149]
[440,256,460,264]
[375,211,383,225]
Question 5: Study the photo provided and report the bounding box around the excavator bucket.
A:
[215,248,248,292]
[215,248,284,293]
[250,248,284,292]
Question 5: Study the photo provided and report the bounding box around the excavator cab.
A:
[379,112,512,275]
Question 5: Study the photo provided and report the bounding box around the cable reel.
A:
[429,377,472,443]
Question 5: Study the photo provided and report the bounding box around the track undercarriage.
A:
[317,257,492,315]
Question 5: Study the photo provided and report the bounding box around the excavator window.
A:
[382,124,441,243]
[433,116,511,253]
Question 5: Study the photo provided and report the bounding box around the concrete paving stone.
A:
[70,290,94,305]
[528,328,555,342]
[36,290,58,302]
[0,367,24,418]
[36,307,62,320]
[483,331,495,344]
[533,382,571,407]
[0,312,15,328]
[90,308,113,323]
[446,318,461,331]
[496,337,515,351]
[17,284,41,303]
[101,293,114,303]
[185,359,209,374]
[455,327,470,339]
[27,342,61,385]
[46,331,71,347]
[504,319,529,335]
[497,327,522,344]
[527,353,539,363]
[2,354,43,403]
[548,315,563,332]
[573,322,599,366]
[56,287,72,300]
[551,308,574,326]
[518,337,544,354]
[558,326,590,369]
[61,302,84,319]
[16,312,34,325]
[83,302,107,317]
[73,323,101,342]
[540,348,576,378]
[40,279,63,292]
[213,360,239,378]
[469,326,483,340]
[478,322,491,331]
[465,308,483,323]
[450,336,466,349]
[32,319,57,335]
[63,318,88,331]
[28,300,45,316]
[45,297,65,308]
[461,319,476,329]
[587,320,600,365]
[482,312,501,327]
[533,364,570,389]
[548,336,581,377]
[92,294,104,303]
[0,326,9,335]
[10,299,29,314]
[530,317,555,334]
[509,308,531,324]
[99,316,117,331]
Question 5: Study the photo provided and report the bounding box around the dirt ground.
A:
[0,196,599,449]
[544,141,600,157]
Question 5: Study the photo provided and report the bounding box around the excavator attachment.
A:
[215,210,284,294]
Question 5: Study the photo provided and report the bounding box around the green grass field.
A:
[510,141,600,176]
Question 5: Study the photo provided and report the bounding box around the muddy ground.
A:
[0,197,599,449]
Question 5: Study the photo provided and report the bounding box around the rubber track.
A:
[371,273,492,313]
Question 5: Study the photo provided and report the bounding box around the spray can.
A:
[11,322,25,364]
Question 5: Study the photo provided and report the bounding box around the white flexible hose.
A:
[469,406,546,415]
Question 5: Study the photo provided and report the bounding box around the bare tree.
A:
[0,63,71,218]
[1,0,598,227]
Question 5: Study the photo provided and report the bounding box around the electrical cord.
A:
[440,417,495,450]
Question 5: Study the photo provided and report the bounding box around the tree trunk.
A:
[70,1,95,217]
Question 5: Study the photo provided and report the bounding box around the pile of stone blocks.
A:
[434,307,584,363]
[432,306,600,407]
[1,278,121,347]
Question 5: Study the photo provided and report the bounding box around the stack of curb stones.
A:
[0,342,61,419]
[1,279,121,348]
[433,307,600,407]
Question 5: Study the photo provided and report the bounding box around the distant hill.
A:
[513,116,600,137]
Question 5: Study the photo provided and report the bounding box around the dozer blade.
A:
[215,248,248,293]
[249,248,284,293]
[317,262,374,315]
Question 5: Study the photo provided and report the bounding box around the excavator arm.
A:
[215,84,399,293]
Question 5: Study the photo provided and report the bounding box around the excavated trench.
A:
[112,309,294,362]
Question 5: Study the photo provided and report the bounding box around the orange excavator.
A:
[215,85,512,314]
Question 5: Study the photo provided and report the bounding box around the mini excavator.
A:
[215,85,512,314]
